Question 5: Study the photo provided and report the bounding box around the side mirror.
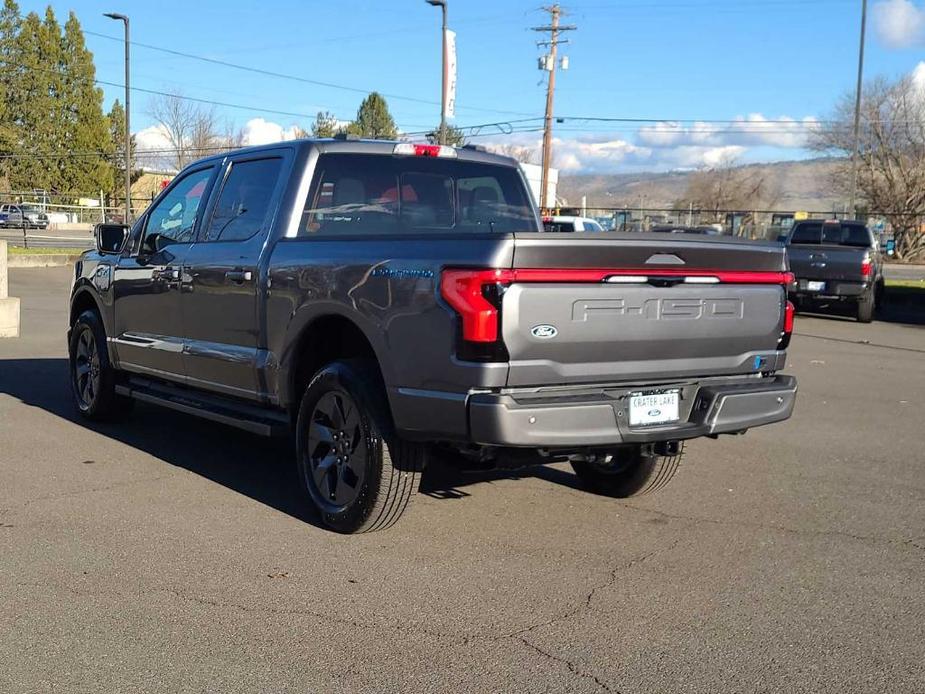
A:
[776,234,787,244]
[95,223,129,255]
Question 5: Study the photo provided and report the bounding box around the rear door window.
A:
[203,157,283,242]
[789,223,821,244]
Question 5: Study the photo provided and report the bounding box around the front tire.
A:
[69,309,122,420]
[295,360,424,533]
[571,444,684,497]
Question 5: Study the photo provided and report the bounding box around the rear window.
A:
[299,153,537,236]
[789,222,871,247]
[544,221,575,232]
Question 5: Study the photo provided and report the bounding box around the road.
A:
[1,267,923,693]
[0,226,93,250]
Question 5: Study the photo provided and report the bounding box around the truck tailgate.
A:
[503,233,790,387]
[786,245,868,282]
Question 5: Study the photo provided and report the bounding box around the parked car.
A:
[0,203,49,229]
[543,215,604,232]
[20,204,49,229]
[781,219,883,323]
[68,138,797,533]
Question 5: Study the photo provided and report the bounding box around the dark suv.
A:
[68,138,797,532]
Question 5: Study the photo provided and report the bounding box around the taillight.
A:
[779,300,795,349]
[861,256,872,277]
[440,269,511,342]
[440,269,513,361]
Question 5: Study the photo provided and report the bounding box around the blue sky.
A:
[18,0,925,172]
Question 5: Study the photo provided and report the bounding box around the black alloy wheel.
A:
[306,389,368,510]
[72,326,101,411]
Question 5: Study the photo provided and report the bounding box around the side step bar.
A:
[115,378,289,437]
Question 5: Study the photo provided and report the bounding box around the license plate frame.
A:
[628,390,681,427]
[805,280,825,292]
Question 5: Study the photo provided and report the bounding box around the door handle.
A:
[225,270,252,283]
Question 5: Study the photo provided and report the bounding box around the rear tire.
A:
[571,444,684,497]
[295,360,424,533]
[856,291,875,323]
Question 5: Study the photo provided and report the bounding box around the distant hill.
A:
[558,158,847,213]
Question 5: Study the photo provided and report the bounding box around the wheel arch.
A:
[70,285,105,330]
[282,311,392,422]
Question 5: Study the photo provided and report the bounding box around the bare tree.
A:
[148,92,225,171]
[811,75,925,260]
[675,156,779,235]
[484,143,539,164]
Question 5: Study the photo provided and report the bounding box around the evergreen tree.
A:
[7,10,57,191]
[0,1,21,186]
[108,99,140,203]
[311,110,339,138]
[426,124,466,147]
[350,92,397,140]
[59,11,112,194]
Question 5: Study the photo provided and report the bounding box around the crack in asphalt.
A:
[12,541,678,693]
[517,635,616,693]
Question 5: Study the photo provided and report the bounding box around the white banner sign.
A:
[444,29,457,119]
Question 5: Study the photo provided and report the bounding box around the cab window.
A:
[143,167,213,252]
[203,158,283,242]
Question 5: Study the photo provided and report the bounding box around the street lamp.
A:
[425,0,447,145]
[104,12,131,224]
[848,0,867,220]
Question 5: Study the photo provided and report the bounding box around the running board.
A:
[115,379,289,437]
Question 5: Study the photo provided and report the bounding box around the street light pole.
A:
[849,0,867,219]
[426,0,448,145]
[104,12,131,224]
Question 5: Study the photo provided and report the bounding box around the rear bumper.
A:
[793,278,867,300]
[467,374,797,447]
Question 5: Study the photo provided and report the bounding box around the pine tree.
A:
[108,99,140,204]
[59,11,112,195]
[0,0,21,187]
[426,124,466,147]
[311,110,339,138]
[351,92,397,140]
[8,10,57,191]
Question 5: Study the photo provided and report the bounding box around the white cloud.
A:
[873,0,925,48]
[638,114,818,150]
[240,118,302,145]
[134,124,172,151]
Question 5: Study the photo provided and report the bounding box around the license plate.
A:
[629,391,680,427]
[806,280,825,291]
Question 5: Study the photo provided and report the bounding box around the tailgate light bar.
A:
[440,268,795,345]
[393,143,457,158]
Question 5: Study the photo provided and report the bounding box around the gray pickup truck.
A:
[783,219,884,322]
[68,138,797,533]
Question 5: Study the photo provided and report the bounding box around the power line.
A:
[83,28,538,118]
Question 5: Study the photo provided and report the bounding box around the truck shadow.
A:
[0,358,581,526]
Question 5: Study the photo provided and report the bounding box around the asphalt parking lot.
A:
[1,266,923,693]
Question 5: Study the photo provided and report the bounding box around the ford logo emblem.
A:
[531,324,558,339]
[648,408,661,417]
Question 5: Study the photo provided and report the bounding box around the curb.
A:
[8,254,81,268]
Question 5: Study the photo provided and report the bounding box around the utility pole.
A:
[849,0,867,219]
[533,5,575,213]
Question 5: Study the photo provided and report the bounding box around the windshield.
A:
[789,222,872,247]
